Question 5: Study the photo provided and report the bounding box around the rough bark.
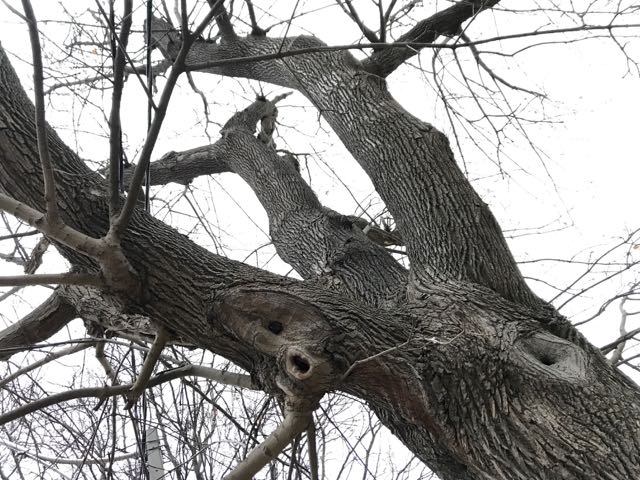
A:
[1,4,640,478]
[151,13,540,309]
[0,289,75,360]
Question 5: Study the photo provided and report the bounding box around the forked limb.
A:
[224,407,315,480]
[125,326,170,408]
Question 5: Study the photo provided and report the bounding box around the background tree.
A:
[0,1,639,479]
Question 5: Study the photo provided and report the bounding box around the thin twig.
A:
[21,0,60,224]
[0,363,256,426]
[110,2,223,238]
[0,342,91,387]
[0,272,104,287]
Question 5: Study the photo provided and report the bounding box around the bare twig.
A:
[0,230,38,241]
[20,0,60,224]
[336,0,379,43]
[0,342,91,387]
[341,338,412,381]
[110,2,223,238]
[0,272,104,288]
[0,438,137,466]
[106,0,133,218]
[609,298,631,364]
[126,326,170,408]
[0,363,256,426]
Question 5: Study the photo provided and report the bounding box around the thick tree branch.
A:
[150,17,539,308]
[2,31,640,480]
[201,96,408,304]
[128,145,404,249]
[124,144,229,186]
[362,0,501,77]
[0,290,76,360]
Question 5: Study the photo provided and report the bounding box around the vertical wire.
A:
[144,0,153,211]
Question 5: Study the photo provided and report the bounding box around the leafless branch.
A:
[0,363,258,426]
[20,0,60,224]
[0,272,103,288]
[126,326,169,408]
[224,410,312,480]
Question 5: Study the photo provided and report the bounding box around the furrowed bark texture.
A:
[152,16,540,309]
[0,289,75,359]
[2,9,640,479]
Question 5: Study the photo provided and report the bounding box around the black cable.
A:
[144,0,153,211]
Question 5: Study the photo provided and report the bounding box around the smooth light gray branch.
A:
[0,193,103,258]
[0,273,103,288]
[224,411,312,480]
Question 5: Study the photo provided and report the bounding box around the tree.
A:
[0,1,639,479]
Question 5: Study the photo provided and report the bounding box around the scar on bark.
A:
[209,288,330,480]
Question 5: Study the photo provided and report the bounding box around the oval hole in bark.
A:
[268,321,283,334]
[538,354,556,366]
[290,354,310,374]
[515,331,588,382]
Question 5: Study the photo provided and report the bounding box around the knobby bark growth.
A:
[0,2,639,479]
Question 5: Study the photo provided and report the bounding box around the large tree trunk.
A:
[1,10,639,479]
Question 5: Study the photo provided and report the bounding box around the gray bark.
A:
[1,5,639,479]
